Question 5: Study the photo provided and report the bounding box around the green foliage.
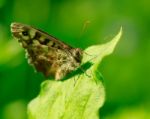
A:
[27,28,122,119]
[1,0,150,118]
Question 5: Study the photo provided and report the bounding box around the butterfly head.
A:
[71,48,83,63]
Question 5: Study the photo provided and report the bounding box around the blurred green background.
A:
[0,0,150,119]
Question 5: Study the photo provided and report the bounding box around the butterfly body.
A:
[11,22,83,80]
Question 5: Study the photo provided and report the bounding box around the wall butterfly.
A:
[11,22,83,80]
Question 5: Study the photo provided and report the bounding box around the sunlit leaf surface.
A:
[28,28,122,119]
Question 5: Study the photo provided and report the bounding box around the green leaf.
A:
[27,28,122,119]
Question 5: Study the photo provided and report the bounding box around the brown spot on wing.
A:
[41,38,50,45]
[33,32,41,40]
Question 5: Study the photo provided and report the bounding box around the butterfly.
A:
[11,22,83,80]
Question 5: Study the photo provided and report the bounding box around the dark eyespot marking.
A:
[22,31,28,36]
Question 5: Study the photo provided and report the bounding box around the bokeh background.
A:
[0,0,150,119]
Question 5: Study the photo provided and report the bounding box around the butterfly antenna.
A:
[83,51,93,56]
[79,20,91,39]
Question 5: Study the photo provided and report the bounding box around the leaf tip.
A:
[119,26,123,37]
[113,26,123,43]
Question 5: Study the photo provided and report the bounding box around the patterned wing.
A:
[11,22,83,80]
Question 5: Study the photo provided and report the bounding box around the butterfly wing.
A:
[11,22,83,80]
[11,22,72,49]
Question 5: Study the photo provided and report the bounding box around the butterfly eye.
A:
[73,48,82,63]
[75,48,82,57]
[22,31,28,36]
